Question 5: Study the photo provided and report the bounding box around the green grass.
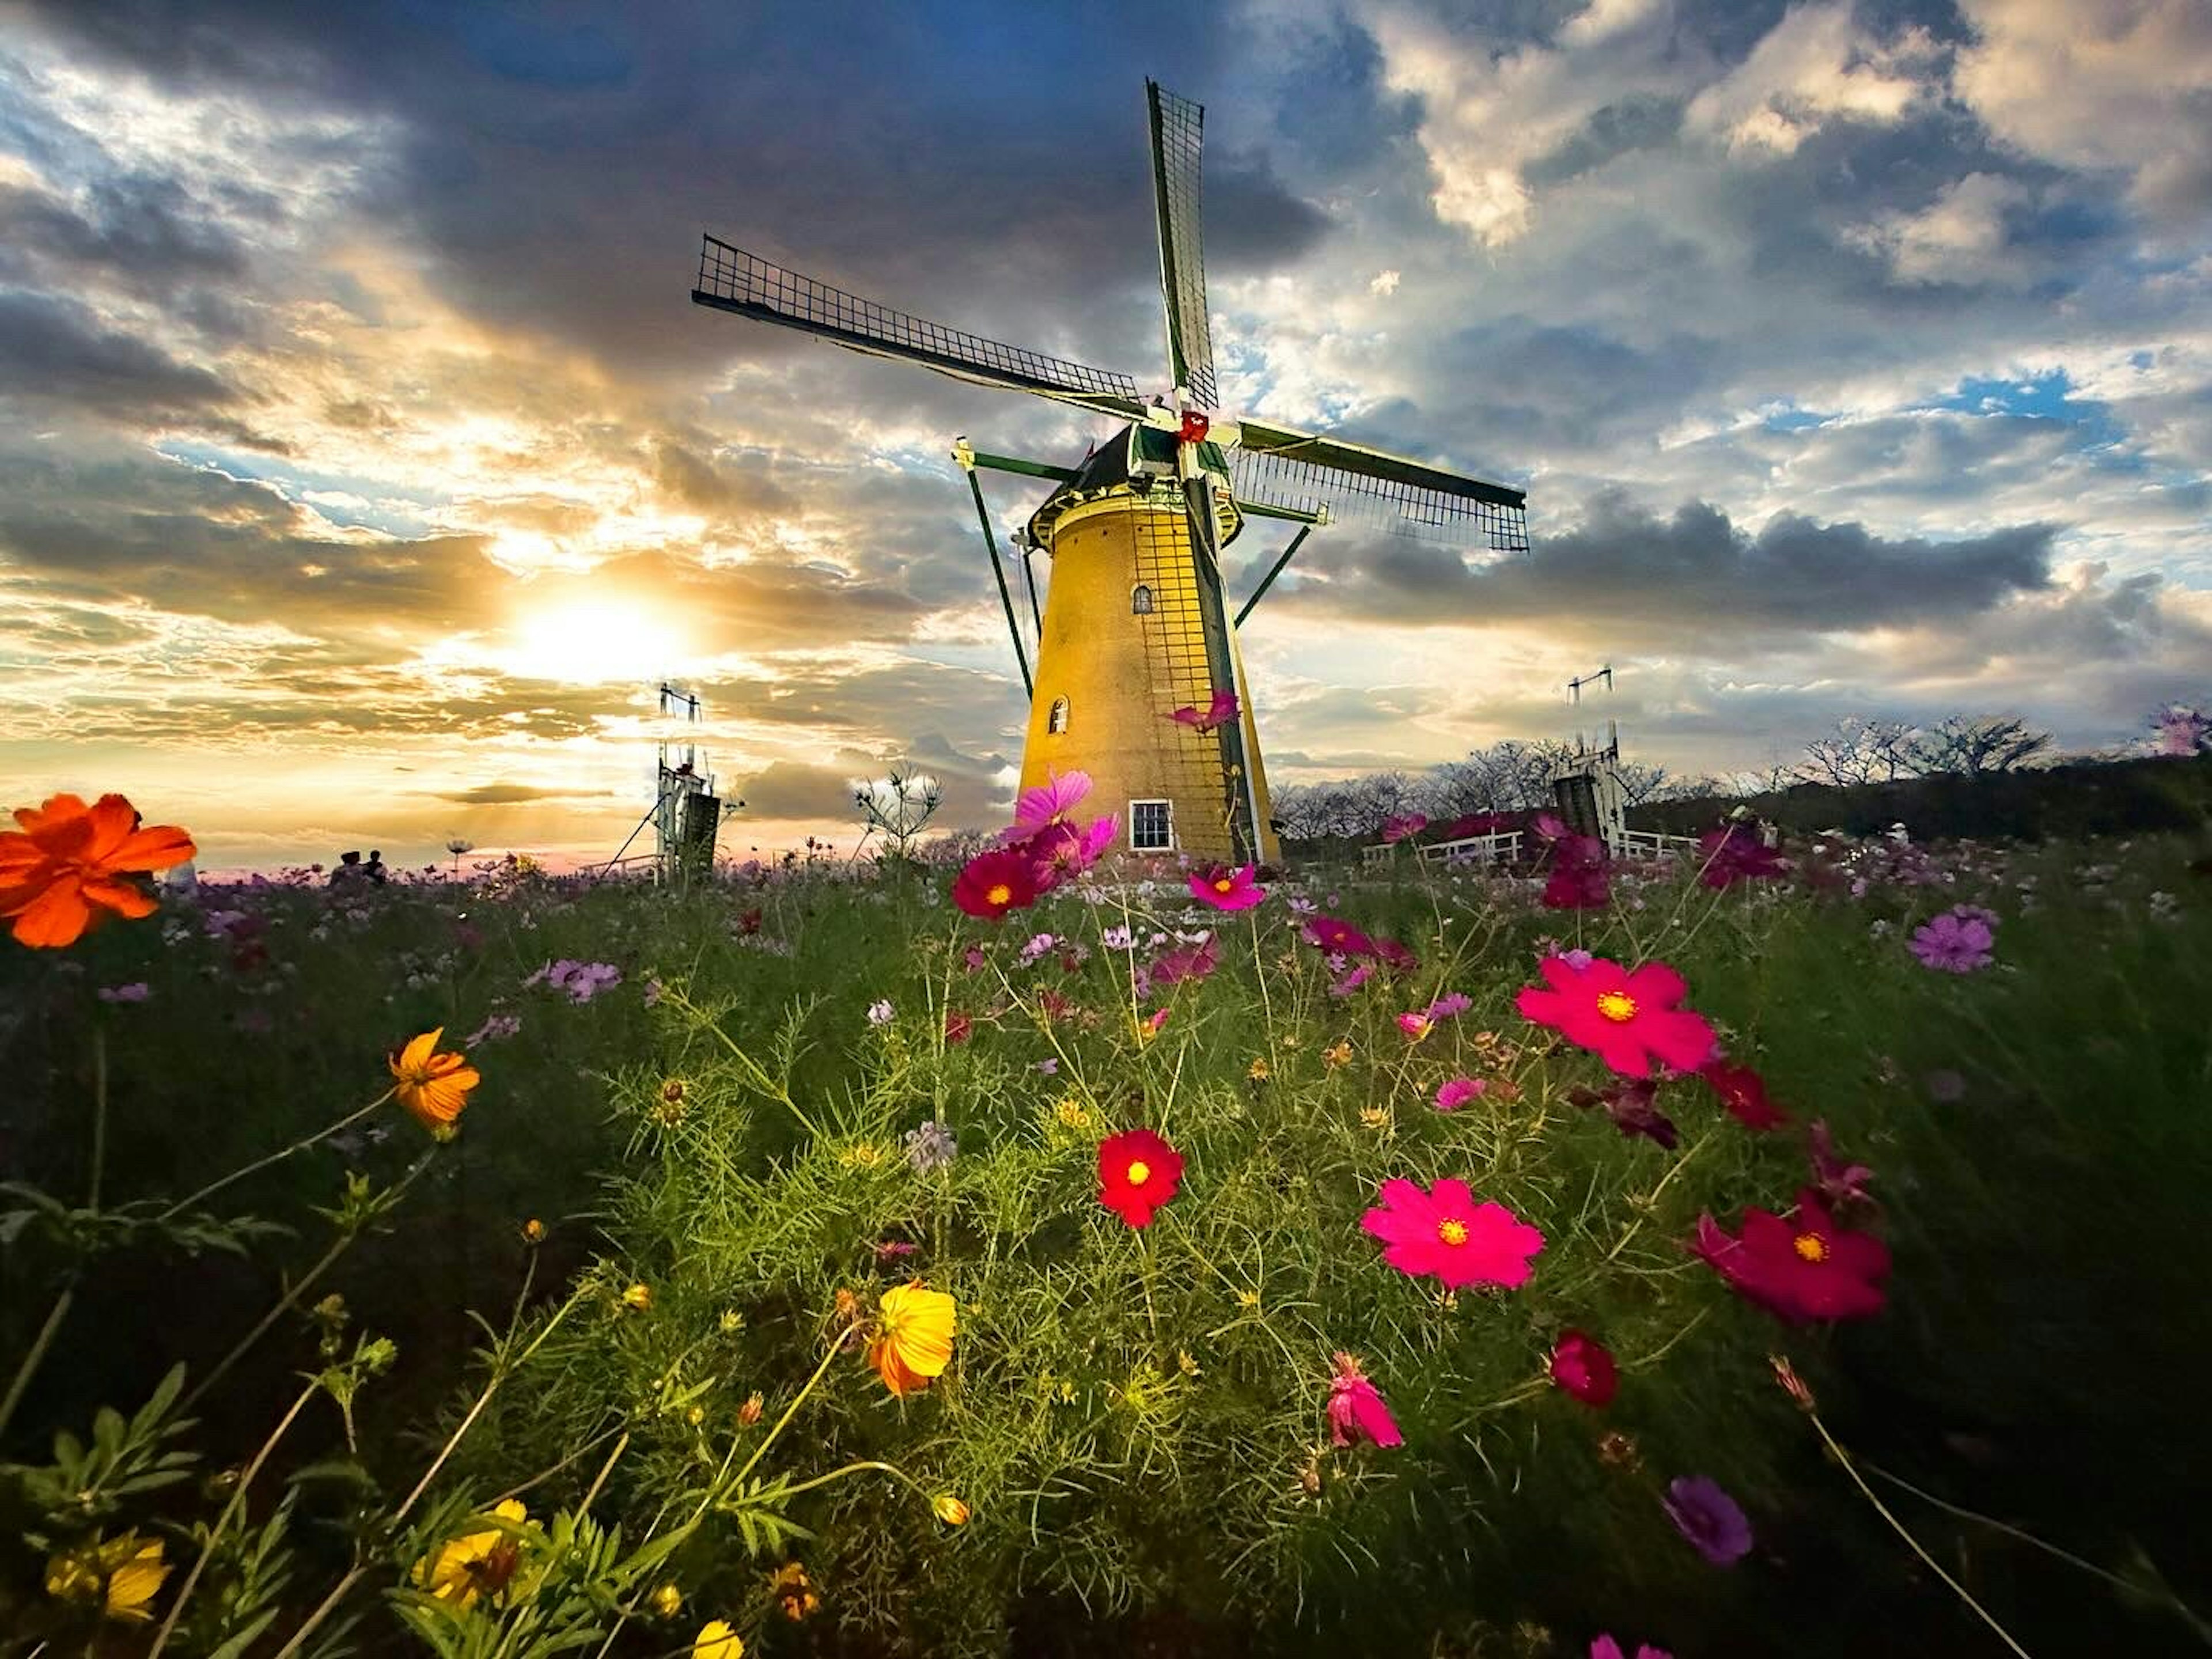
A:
[2,839,2209,1656]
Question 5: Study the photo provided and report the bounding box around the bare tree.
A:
[1904,714,2056,776]
[1612,760,1671,807]
[1797,715,1921,786]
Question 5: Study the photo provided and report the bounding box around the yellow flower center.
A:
[1794,1234,1829,1263]
[1214,877,1233,893]
[1595,991,1638,1022]
[1126,1160,1151,1185]
[986,882,1012,906]
[1437,1218,1469,1247]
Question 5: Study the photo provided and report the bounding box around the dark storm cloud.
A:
[0,175,251,295]
[0,290,237,414]
[426,782,607,806]
[1292,492,2055,640]
[1522,93,1685,188]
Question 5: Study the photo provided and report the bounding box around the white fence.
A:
[1361,827,1702,867]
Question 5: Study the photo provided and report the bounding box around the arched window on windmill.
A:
[1131,584,1154,615]
[1047,696,1070,734]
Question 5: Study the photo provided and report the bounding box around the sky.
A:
[1,0,2206,876]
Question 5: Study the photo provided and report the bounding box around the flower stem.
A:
[736,1319,858,1486]
[155,1093,393,1224]
[146,1380,317,1658]
[660,986,823,1139]
[1807,1408,2034,1658]
[0,1282,76,1445]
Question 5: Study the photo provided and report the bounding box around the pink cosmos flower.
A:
[1908,912,1994,973]
[1434,1077,1484,1112]
[1190,863,1265,911]
[1516,956,1718,1080]
[1169,689,1240,731]
[1373,937,1421,975]
[1567,1079,1679,1149]
[1325,1352,1403,1448]
[1003,769,1094,843]
[1361,1178,1544,1289]
[1542,833,1612,909]
[1396,1011,1433,1041]
[1426,992,1472,1021]
[1696,824,1789,888]
[1025,814,1118,888]
[1304,915,1377,957]
[1149,933,1220,986]
[1380,813,1428,844]
[1591,1639,1672,1659]
[1550,1330,1619,1407]
[1808,1120,1876,1208]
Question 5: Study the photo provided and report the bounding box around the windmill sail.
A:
[1147,81,1217,411]
[1232,422,1529,553]
[693,237,1146,420]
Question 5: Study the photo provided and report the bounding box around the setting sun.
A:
[503,602,677,686]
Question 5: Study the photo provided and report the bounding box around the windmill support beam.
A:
[1233,525,1311,628]
[957,455,1033,699]
[968,450,1080,484]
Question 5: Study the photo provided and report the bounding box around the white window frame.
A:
[1129,797,1173,851]
[1131,584,1154,614]
[1047,696,1070,734]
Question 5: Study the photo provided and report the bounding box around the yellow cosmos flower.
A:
[695,1620,745,1658]
[1247,1057,1271,1082]
[650,1580,684,1617]
[388,1028,480,1140]
[770,1561,819,1620]
[414,1499,528,1608]
[1322,1040,1353,1070]
[44,1531,171,1622]
[868,1282,956,1396]
[932,1494,970,1525]
[623,1282,653,1312]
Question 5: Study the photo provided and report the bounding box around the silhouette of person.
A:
[363,849,388,886]
[329,850,363,888]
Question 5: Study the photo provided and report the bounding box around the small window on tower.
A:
[1047,696,1070,734]
[1131,584,1153,615]
[1130,799,1172,851]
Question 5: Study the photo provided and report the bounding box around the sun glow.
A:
[503,601,678,685]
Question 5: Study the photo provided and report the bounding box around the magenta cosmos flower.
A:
[1002,768,1093,843]
[1325,1353,1403,1448]
[1304,914,1377,957]
[1434,1077,1484,1113]
[1190,863,1264,911]
[1361,1178,1544,1289]
[952,848,1039,920]
[1025,814,1118,889]
[1699,1058,1788,1131]
[1908,911,1994,972]
[1692,1189,1891,1322]
[1549,1329,1619,1407]
[1696,823,1789,888]
[1592,1639,1673,1659]
[1516,956,1717,1079]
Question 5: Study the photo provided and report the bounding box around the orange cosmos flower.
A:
[388,1028,481,1139]
[0,791,195,949]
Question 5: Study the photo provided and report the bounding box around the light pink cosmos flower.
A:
[1002,768,1094,843]
[1325,1352,1403,1448]
[1396,1012,1433,1040]
[1361,1178,1544,1289]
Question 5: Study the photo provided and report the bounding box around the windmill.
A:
[1552,664,1627,853]
[691,81,1528,865]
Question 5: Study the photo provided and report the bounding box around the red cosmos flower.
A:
[1189,863,1264,911]
[1692,1190,1891,1323]
[1514,955,1718,1080]
[1700,1059,1789,1131]
[1550,1329,1619,1407]
[943,1010,973,1046]
[1304,915,1377,957]
[1098,1128,1183,1228]
[0,792,196,949]
[1361,1178,1544,1289]
[952,849,1039,920]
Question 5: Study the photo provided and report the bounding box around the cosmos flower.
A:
[1361,1178,1544,1289]
[1696,823,1789,888]
[1807,1121,1876,1208]
[952,849,1040,920]
[1098,1127,1183,1227]
[1908,911,1995,972]
[867,998,895,1025]
[1700,1058,1789,1131]
[1434,1077,1484,1112]
[1692,1190,1891,1322]
[869,1282,957,1396]
[1168,689,1240,730]
[1025,814,1118,887]
[694,1620,744,1658]
[44,1530,172,1622]
[1380,813,1428,843]
[388,1028,481,1141]
[904,1119,957,1173]
[1,791,196,949]
[1396,1012,1433,1041]
[1330,963,1374,998]
[96,982,151,1003]
[1549,1330,1619,1407]
[1003,768,1094,842]
[1542,842,1612,909]
[1325,1352,1404,1448]
[1661,1475,1753,1566]
[1514,956,1718,1080]
[1304,915,1377,957]
[1148,933,1220,986]
[1190,863,1265,910]
[1567,1079,1679,1149]
[1373,937,1421,974]
[414,1501,530,1607]
[1590,1638,1672,1659]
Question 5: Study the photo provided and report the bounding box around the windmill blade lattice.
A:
[1147,81,1217,411]
[1230,441,1530,555]
[693,237,1147,419]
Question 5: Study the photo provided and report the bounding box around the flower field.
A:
[3,785,2210,1656]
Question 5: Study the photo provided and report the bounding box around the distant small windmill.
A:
[1552,664,1627,852]
[593,683,740,884]
[691,82,1528,865]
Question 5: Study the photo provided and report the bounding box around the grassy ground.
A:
[2,836,2208,1656]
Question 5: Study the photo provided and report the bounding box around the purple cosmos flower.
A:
[97,982,151,1003]
[1908,912,1995,973]
[1808,1120,1876,1207]
[465,1012,522,1047]
[1035,1058,1059,1075]
[1426,991,1473,1021]
[1662,1475,1752,1565]
[1017,933,1058,965]
[1330,963,1374,998]
[1100,925,1136,951]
